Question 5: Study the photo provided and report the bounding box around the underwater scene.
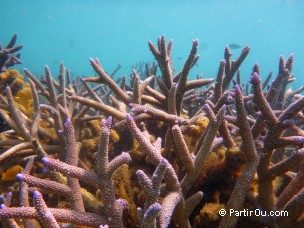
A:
[1,0,304,227]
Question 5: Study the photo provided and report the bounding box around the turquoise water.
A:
[1,0,304,88]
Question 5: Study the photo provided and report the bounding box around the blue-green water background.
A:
[1,0,304,88]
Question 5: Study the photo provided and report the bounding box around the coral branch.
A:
[33,191,60,228]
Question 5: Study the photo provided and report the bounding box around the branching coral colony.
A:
[0,34,304,228]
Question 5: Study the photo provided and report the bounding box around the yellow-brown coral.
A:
[14,83,33,115]
[0,69,33,115]
[194,202,225,226]
[0,69,25,95]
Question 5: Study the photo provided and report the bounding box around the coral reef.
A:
[0,34,304,228]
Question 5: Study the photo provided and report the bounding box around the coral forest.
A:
[0,34,304,228]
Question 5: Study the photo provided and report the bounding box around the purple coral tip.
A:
[161,158,168,166]
[117,199,127,208]
[203,103,211,111]
[33,190,41,198]
[16,173,24,181]
[42,168,49,173]
[6,192,12,199]
[64,118,72,128]
[106,116,113,127]
[234,84,240,92]
[249,72,260,84]
[135,170,145,176]
[126,113,133,121]
[42,157,48,164]
[144,203,162,218]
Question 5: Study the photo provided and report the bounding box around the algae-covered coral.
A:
[0,34,304,228]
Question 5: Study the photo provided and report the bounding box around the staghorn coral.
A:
[0,34,304,228]
[0,34,23,74]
